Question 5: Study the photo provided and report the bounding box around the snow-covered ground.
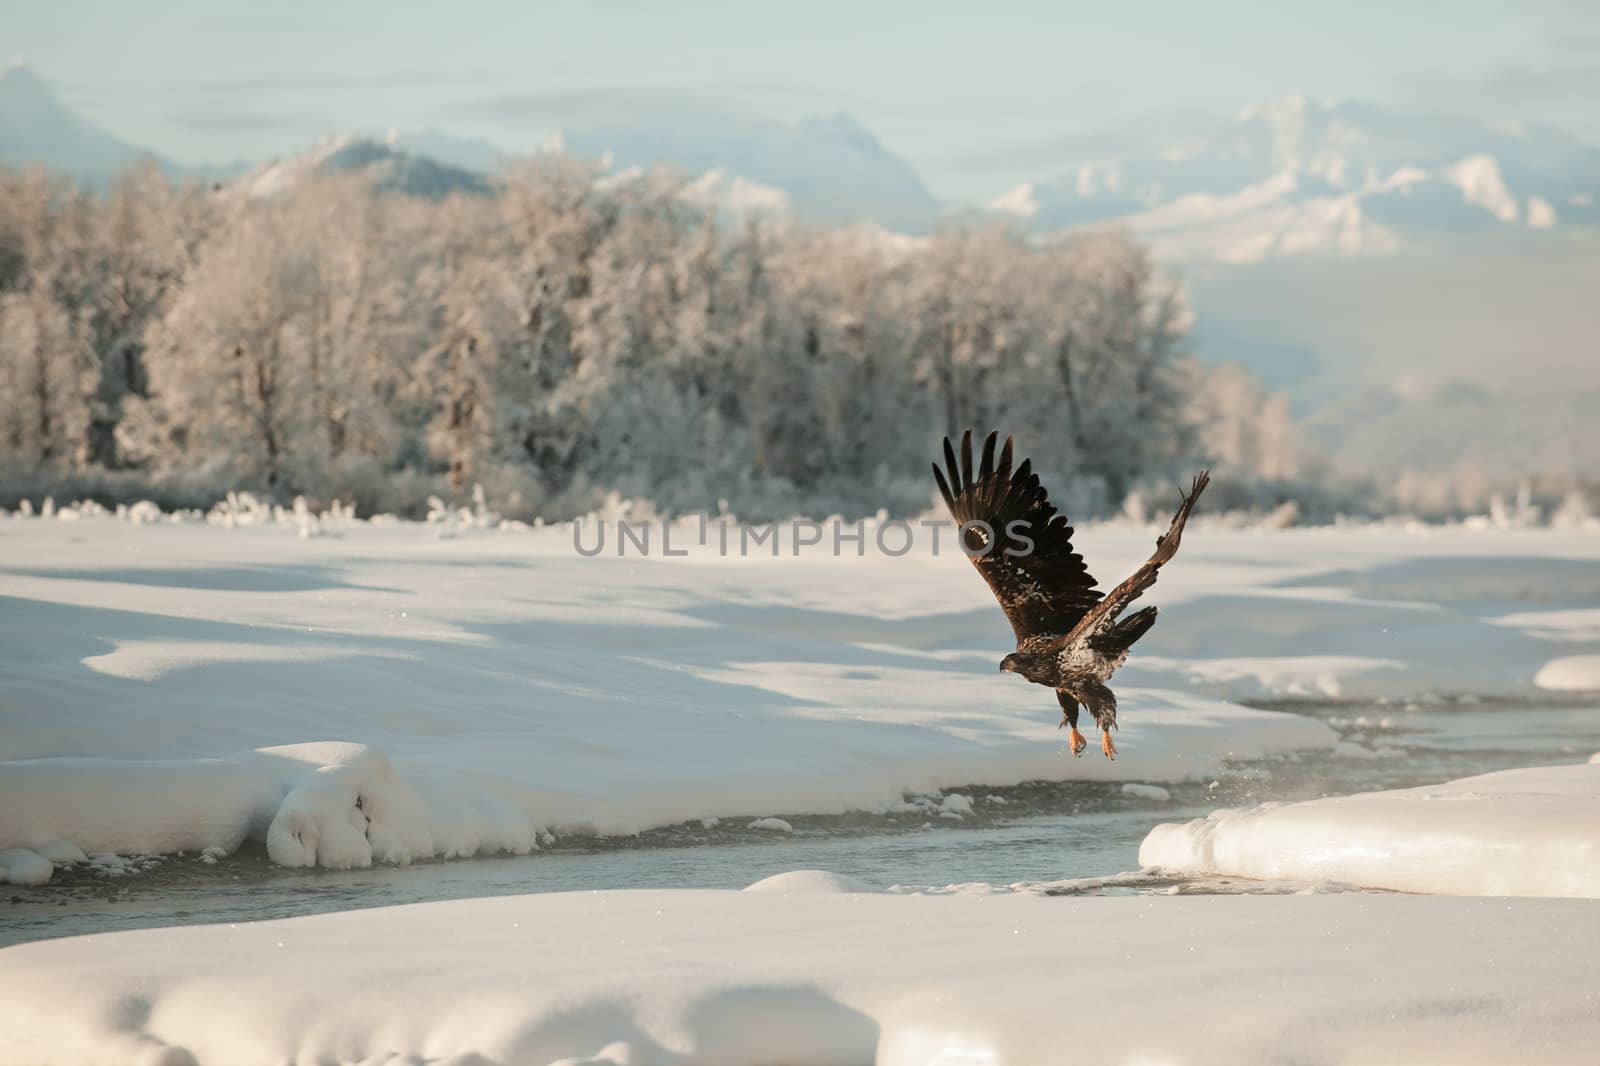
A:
[3,884,1599,1066]
[3,511,1599,883]
[1142,763,1600,896]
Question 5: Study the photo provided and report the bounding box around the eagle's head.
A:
[1000,650,1053,684]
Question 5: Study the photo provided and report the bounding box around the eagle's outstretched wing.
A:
[1067,470,1211,640]
[933,430,1101,642]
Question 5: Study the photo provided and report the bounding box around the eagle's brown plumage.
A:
[934,430,1210,758]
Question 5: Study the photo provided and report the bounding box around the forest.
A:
[0,160,1309,521]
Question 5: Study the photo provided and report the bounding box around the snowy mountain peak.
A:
[0,60,62,108]
[1443,154,1519,223]
[1236,90,1321,128]
[546,108,939,232]
[231,135,490,201]
[988,182,1040,218]
[994,97,1600,262]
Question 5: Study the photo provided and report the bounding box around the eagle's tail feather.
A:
[1103,606,1158,655]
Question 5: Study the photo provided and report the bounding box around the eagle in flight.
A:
[934,430,1210,759]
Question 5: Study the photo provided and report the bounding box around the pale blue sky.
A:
[6,0,1597,200]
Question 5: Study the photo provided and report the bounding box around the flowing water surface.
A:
[5,700,1596,947]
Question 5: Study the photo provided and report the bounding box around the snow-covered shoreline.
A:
[3,887,1599,1066]
[1141,762,1600,897]
[3,514,1598,882]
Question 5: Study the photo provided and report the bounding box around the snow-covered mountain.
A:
[0,60,172,183]
[384,130,508,176]
[991,94,1600,262]
[230,134,491,200]
[208,109,937,229]
[548,110,939,233]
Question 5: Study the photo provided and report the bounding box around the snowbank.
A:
[2,889,1598,1065]
[0,742,538,883]
[1141,763,1600,896]
[1535,653,1600,691]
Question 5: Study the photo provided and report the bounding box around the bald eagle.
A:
[933,430,1210,759]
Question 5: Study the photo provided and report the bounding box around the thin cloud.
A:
[936,107,1224,176]
[1482,62,1600,104]
[82,71,495,95]
[174,109,305,135]
[590,0,732,14]
[1388,65,1600,141]
[1514,0,1600,50]
[449,78,1128,129]
[448,82,832,124]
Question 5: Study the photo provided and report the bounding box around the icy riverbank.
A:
[1141,761,1600,896]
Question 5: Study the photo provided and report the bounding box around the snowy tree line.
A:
[0,161,1303,520]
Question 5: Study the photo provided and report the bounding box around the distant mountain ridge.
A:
[548,109,939,233]
[990,93,1600,262]
[7,66,1597,256]
[0,61,173,183]
[0,64,940,231]
[233,134,491,200]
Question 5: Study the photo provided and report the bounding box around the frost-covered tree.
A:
[1187,361,1298,481]
[140,201,309,488]
[0,170,94,468]
[1,158,1304,519]
[0,286,88,465]
[78,165,203,468]
[1026,232,1194,500]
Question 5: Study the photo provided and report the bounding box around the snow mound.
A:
[266,746,436,868]
[0,847,53,885]
[939,792,974,815]
[1140,763,1600,897]
[1120,782,1171,801]
[746,817,794,833]
[0,743,537,883]
[744,869,880,893]
[1535,654,1600,691]
[3,891,1598,1065]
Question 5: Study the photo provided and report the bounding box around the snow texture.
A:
[743,869,879,893]
[1141,763,1600,896]
[4,516,1598,881]
[2,889,1598,1065]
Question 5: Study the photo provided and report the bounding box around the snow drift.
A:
[1141,763,1600,896]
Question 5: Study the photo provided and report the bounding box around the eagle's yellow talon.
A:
[1101,730,1117,760]
[1067,726,1087,757]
